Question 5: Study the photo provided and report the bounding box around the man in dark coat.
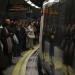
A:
[1,18,15,66]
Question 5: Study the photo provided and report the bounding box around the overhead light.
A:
[43,1,48,5]
[35,6,41,9]
[25,0,41,9]
[27,1,32,4]
[49,0,59,2]
[31,4,35,6]
[49,0,54,2]
[24,0,29,1]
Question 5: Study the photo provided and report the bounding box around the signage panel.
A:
[7,4,30,12]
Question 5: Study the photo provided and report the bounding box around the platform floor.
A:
[3,51,26,75]
[3,45,39,75]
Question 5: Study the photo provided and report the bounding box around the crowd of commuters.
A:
[0,18,40,75]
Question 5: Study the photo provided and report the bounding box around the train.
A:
[38,0,75,75]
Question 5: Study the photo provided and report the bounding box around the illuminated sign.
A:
[7,4,30,12]
[43,8,58,14]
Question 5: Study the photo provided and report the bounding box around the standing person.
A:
[10,19,18,57]
[10,19,18,30]
[25,22,29,50]
[21,23,27,51]
[27,22,35,49]
[1,18,15,66]
[15,25,22,56]
[35,21,40,44]
[49,25,55,57]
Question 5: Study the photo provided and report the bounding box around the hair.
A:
[2,18,10,27]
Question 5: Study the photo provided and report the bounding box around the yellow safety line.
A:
[12,50,32,75]
[12,45,39,75]
[20,46,39,75]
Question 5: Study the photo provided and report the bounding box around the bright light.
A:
[49,0,59,2]
[43,1,48,5]
[24,0,29,1]
[25,0,41,9]
[31,4,35,6]
[49,0,54,2]
[27,1,32,4]
[35,6,41,9]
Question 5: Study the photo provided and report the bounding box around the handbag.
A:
[61,39,66,49]
[4,27,12,53]
[27,31,35,38]
[13,34,19,44]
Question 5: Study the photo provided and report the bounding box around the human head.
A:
[13,19,18,24]
[2,18,11,27]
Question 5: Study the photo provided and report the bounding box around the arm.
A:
[1,28,10,39]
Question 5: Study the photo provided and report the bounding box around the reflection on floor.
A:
[26,50,39,75]
[43,46,75,75]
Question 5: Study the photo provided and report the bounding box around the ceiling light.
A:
[27,1,32,4]
[43,1,48,5]
[24,0,29,1]
[49,0,54,2]
[31,4,35,6]
[49,0,59,2]
[35,6,41,9]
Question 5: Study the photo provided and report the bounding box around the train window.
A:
[65,0,74,23]
[56,0,67,47]
[71,0,75,23]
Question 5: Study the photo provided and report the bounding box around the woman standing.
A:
[27,22,35,49]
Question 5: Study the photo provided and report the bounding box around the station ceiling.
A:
[31,0,45,7]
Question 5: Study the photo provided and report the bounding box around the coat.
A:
[1,27,13,54]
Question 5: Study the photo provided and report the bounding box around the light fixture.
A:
[43,1,48,5]
[49,0,54,2]
[24,0,29,1]
[49,0,59,2]
[35,6,41,9]
[25,0,41,9]
[31,4,35,6]
[27,1,32,4]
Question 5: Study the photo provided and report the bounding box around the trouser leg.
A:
[30,38,33,48]
[8,52,12,64]
[13,44,17,57]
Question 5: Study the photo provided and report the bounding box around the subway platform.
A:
[3,45,39,75]
[3,45,75,75]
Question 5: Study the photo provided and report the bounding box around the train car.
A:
[39,0,75,75]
